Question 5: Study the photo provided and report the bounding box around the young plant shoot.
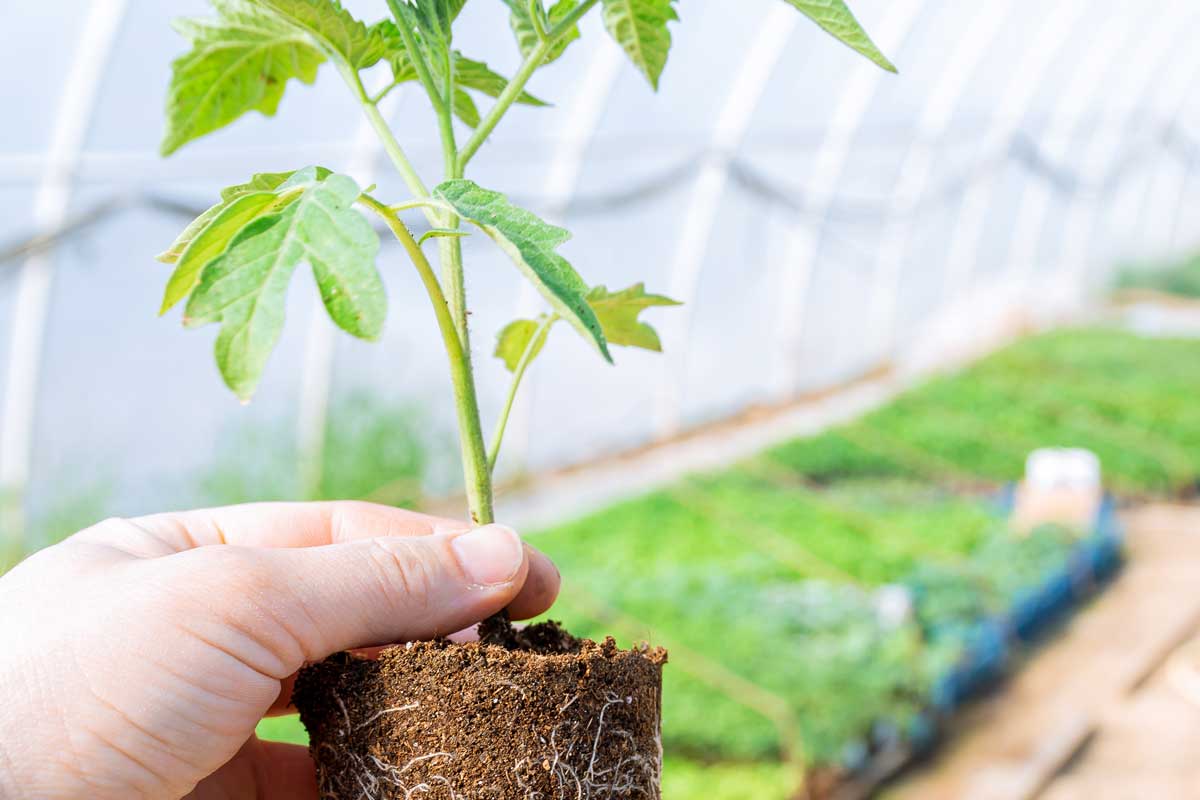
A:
[159,0,892,527]
[158,1,892,795]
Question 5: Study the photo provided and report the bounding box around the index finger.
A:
[70,501,561,619]
[75,501,470,557]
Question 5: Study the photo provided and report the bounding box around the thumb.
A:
[165,524,528,678]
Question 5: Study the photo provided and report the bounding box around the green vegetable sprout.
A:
[158,0,893,527]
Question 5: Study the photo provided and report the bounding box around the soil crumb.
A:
[477,616,583,653]
[295,626,666,799]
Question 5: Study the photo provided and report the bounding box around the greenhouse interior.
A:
[4,0,1200,798]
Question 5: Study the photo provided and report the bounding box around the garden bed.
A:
[256,328,1200,797]
[528,328,1194,797]
[534,479,1123,796]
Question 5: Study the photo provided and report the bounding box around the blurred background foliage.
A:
[237,325,1200,796]
[8,1,1200,795]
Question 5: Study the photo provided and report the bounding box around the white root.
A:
[332,748,465,800]
[318,687,660,799]
[497,680,528,701]
[334,690,352,738]
[373,752,455,776]
[354,703,422,730]
[509,691,659,799]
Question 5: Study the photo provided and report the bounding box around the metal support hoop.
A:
[0,0,128,545]
[501,34,626,474]
[860,2,1015,369]
[1050,0,1198,310]
[653,3,799,436]
[1070,4,1200,296]
[935,0,1091,319]
[1001,9,1151,310]
[294,77,406,500]
[767,0,926,398]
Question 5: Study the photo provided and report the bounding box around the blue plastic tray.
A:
[843,492,1124,783]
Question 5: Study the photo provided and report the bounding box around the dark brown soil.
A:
[294,620,667,799]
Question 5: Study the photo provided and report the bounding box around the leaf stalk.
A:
[528,0,548,40]
[344,0,603,523]
[488,314,557,473]
[386,0,449,119]
[342,66,434,217]
[457,0,598,171]
[549,0,600,37]
[361,194,494,524]
[369,80,401,105]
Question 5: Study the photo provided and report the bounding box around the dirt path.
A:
[886,504,1200,800]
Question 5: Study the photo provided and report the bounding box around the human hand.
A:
[0,502,560,799]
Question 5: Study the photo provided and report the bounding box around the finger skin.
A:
[0,504,563,799]
[74,502,561,627]
[185,739,316,800]
[159,525,530,674]
[74,501,473,556]
[267,543,561,715]
[508,543,562,620]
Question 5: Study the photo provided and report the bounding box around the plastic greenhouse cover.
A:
[2,0,1200,532]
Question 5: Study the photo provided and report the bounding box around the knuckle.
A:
[366,538,437,610]
[176,545,272,600]
[8,541,67,574]
[156,546,302,678]
[86,515,131,537]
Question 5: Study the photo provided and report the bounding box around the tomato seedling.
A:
[159,0,893,527]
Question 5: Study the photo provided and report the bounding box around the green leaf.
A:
[586,283,680,351]
[490,285,677,375]
[257,0,388,68]
[162,0,325,155]
[157,201,230,265]
[544,0,582,59]
[410,0,462,44]
[452,87,481,126]
[161,191,287,314]
[495,317,553,372]
[380,5,545,114]
[600,0,678,90]
[183,173,384,399]
[159,172,295,265]
[504,0,581,64]
[386,0,466,53]
[158,167,333,312]
[219,169,321,201]
[369,19,418,83]
[455,54,548,105]
[382,6,533,116]
[434,179,610,362]
[159,168,322,264]
[780,0,896,73]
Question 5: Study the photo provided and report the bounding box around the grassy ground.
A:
[1115,252,1200,298]
[531,477,989,763]
[247,328,1200,795]
[661,758,794,799]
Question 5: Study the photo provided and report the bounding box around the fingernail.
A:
[452,524,523,586]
